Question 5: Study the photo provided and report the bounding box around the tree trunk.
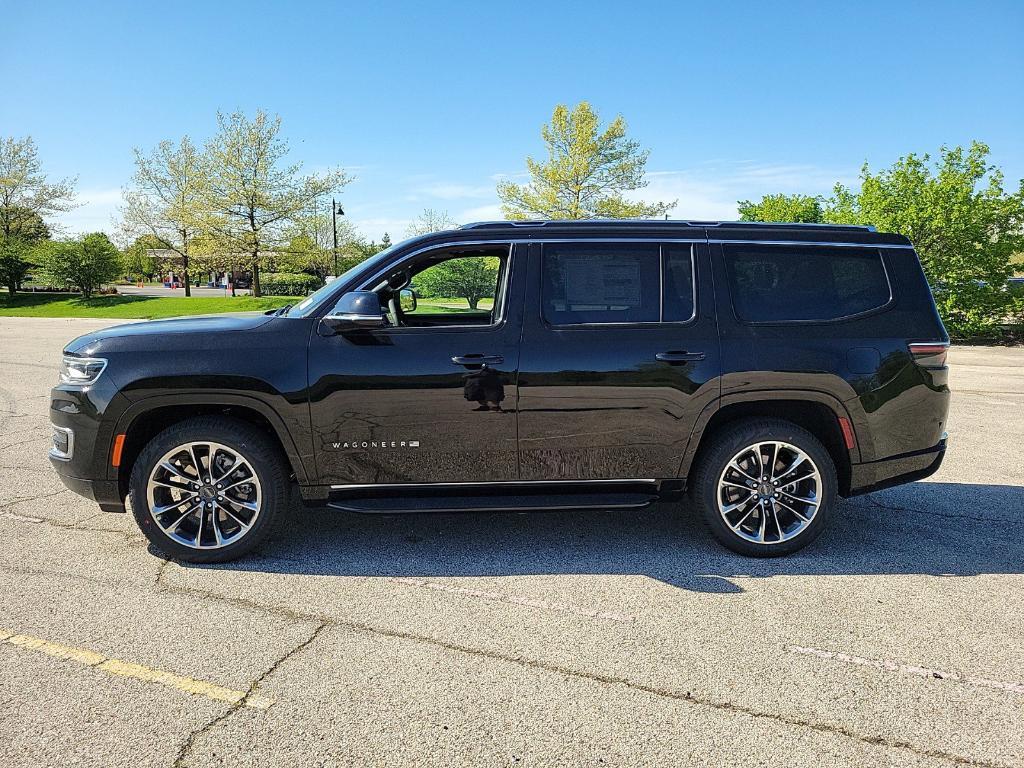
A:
[7,284,15,296]
[252,255,261,297]
[183,253,191,297]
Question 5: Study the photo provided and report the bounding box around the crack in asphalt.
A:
[171,620,328,768]
[0,435,51,452]
[0,556,1008,768]
[0,488,72,513]
[861,493,1018,525]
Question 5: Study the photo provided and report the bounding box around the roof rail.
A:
[458,219,876,232]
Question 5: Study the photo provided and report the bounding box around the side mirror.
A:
[322,291,385,331]
[399,287,417,313]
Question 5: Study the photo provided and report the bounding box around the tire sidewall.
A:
[129,417,285,563]
[696,420,837,557]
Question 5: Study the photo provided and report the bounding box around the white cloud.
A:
[638,161,857,220]
[53,187,122,237]
[353,216,412,242]
[455,203,503,223]
[416,182,494,200]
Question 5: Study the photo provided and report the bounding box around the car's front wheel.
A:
[129,416,287,563]
[692,419,837,556]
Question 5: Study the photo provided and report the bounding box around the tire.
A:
[691,418,837,557]
[129,415,288,563]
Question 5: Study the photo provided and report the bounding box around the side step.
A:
[326,481,667,514]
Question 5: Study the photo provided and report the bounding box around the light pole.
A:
[332,199,345,277]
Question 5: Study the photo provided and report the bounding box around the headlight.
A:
[59,355,107,385]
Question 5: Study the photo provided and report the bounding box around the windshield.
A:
[288,242,405,318]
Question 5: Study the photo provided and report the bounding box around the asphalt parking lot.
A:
[0,317,1021,768]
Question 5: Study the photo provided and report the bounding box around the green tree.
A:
[122,137,207,296]
[497,102,674,220]
[0,208,51,294]
[380,232,392,249]
[121,235,160,282]
[825,142,1024,336]
[0,206,51,241]
[202,110,350,296]
[0,136,77,242]
[36,232,121,298]
[737,194,824,223]
[0,238,35,294]
[414,257,499,310]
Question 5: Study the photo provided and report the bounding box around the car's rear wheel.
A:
[129,416,287,563]
[692,419,837,556]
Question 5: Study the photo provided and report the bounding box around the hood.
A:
[64,312,276,354]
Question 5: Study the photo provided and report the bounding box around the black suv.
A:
[49,221,950,562]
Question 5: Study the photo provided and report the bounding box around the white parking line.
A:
[0,627,275,708]
[787,645,1024,694]
[393,577,636,623]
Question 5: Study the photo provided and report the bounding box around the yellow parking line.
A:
[0,627,274,709]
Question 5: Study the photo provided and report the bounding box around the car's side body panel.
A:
[516,240,721,480]
[307,243,528,485]
[48,221,950,518]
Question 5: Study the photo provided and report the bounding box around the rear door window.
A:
[541,242,696,325]
[723,245,891,322]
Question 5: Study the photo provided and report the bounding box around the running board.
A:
[325,481,665,514]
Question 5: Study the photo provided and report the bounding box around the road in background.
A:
[116,284,253,298]
[1,317,1021,767]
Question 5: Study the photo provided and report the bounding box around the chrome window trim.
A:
[327,236,912,321]
[721,243,896,325]
[49,425,74,461]
[709,238,913,249]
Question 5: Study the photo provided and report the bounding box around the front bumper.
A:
[48,463,125,513]
[847,434,947,496]
[48,382,129,513]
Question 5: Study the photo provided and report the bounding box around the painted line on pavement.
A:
[788,644,1024,694]
[393,577,636,623]
[0,627,274,709]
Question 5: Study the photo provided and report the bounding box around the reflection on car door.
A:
[307,243,526,485]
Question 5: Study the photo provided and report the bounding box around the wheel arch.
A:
[681,391,859,497]
[110,394,309,501]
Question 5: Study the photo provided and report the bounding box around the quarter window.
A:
[542,242,695,325]
[724,245,890,322]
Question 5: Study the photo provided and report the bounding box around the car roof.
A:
[446,220,911,247]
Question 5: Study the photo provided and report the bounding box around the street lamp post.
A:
[331,199,345,277]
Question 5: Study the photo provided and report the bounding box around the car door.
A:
[516,239,720,480]
[307,242,526,485]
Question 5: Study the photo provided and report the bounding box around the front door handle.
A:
[452,354,504,367]
[656,350,705,364]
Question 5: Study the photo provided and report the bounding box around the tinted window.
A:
[542,243,695,325]
[724,245,890,322]
[663,245,695,322]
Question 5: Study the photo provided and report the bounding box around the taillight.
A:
[909,342,949,368]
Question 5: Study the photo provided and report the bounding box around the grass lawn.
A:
[0,292,293,319]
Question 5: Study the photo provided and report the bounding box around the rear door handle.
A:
[656,350,705,364]
[452,354,504,367]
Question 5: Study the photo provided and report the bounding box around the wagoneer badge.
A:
[331,440,420,449]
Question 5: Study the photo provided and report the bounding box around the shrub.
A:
[260,271,322,296]
[34,233,122,298]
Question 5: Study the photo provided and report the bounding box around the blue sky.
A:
[5,0,1023,241]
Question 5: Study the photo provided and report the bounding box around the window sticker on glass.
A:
[563,258,642,307]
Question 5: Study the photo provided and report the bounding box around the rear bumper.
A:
[846,434,946,496]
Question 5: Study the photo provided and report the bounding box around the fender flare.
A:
[677,388,868,478]
[107,392,310,485]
